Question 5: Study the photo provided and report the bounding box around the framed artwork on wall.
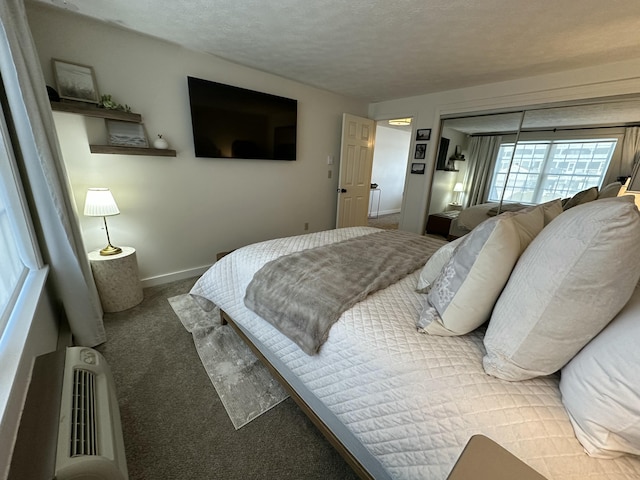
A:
[106,120,149,147]
[52,59,100,103]
[416,128,431,141]
[411,162,426,174]
[414,143,426,159]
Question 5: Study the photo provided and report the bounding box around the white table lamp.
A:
[453,182,464,205]
[84,188,122,256]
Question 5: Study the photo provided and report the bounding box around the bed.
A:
[189,197,640,480]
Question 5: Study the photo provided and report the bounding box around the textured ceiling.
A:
[31,0,640,102]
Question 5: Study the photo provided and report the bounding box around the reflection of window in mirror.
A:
[488,137,618,204]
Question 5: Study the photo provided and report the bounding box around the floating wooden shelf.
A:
[50,101,142,122]
[51,101,176,157]
[89,145,177,157]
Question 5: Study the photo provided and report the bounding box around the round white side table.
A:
[88,246,143,313]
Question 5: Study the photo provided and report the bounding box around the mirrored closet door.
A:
[427,96,640,237]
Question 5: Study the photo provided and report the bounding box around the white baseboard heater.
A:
[8,347,128,480]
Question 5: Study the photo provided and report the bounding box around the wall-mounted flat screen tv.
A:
[187,76,297,160]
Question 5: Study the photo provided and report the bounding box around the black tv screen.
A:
[187,76,297,160]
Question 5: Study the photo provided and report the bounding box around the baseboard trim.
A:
[140,265,211,288]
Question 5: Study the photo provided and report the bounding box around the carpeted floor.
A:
[95,277,358,480]
[368,212,399,230]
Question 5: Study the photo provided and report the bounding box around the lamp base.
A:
[100,244,122,256]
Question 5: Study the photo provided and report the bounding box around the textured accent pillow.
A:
[483,196,640,381]
[416,236,464,293]
[417,205,545,336]
[560,285,640,459]
[518,198,563,226]
[597,181,622,199]
[562,186,598,210]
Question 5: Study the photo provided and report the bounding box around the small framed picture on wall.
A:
[411,162,426,174]
[52,59,100,104]
[416,128,431,141]
[414,143,426,159]
[106,120,149,148]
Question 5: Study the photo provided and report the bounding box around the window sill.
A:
[0,266,50,478]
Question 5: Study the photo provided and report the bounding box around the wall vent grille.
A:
[70,368,98,457]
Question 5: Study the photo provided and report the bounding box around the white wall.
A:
[26,4,368,285]
[370,58,640,234]
[370,125,409,215]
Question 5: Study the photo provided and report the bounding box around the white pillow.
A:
[483,196,640,381]
[560,285,640,458]
[417,205,545,336]
[416,236,464,293]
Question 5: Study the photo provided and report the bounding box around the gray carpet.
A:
[168,294,288,429]
[95,277,358,480]
[368,212,399,230]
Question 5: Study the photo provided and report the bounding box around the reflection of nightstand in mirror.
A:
[447,435,546,480]
[89,246,143,313]
[426,210,460,239]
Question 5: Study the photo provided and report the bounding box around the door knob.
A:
[338,188,347,193]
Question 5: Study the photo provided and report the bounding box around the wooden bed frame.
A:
[219,309,373,480]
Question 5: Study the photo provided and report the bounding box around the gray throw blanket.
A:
[244,230,444,355]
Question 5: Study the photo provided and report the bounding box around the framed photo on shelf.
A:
[106,120,149,148]
[52,59,100,104]
[414,143,426,159]
[416,128,431,141]
[411,162,426,174]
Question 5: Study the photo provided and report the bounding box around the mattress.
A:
[190,227,640,480]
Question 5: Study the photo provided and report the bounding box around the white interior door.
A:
[336,113,376,228]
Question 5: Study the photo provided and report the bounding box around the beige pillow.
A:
[417,205,545,336]
[562,186,598,210]
[518,198,563,225]
[483,196,640,381]
[598,181,622,199]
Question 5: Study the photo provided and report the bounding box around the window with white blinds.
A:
[488,139,618,203]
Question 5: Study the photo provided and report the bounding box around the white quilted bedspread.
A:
[190,227,640,480]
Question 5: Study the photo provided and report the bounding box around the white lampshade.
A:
[453,182,464,193]
[84,188,120,217]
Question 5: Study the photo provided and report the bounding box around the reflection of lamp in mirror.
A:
[84,188,122,256]
[452,182,464,205]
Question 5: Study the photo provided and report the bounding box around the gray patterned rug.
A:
[168,294,288,429]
